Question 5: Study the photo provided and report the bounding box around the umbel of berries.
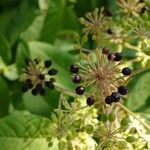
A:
[69,47,132,106]
[20,58,57,96]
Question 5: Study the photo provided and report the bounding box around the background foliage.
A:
[0,0,149,149]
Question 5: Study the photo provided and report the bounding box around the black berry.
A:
[72,75,82,84]
[104,10,113,17]
[40,88,45,96]
[50,78,56,82]
[48,69,58,75]
[122,67,132,76]
[105,96,113,105]
[141,6,147,14]
[75,86,85,95]
[114,52,122,61]
[34,58,39,64]
[21,85,28,93]
[26,79,32,84]
[39,74,45,80]
[107,28,113,34]
[111,92,121,102]
[102,47,109,55]
[31,88,38,96]
[118,86,128,95]
[69,64,79,74]
[139,0,144,2]
[45,81,54,89]
[107,52,115,60]
[24,58,30,66]
[36,83,42,90]
[86,96,95,106]
[27,82,33,89]
[44,60,52,68]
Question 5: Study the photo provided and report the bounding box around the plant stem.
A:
[54,83,76,96]
[117,103,150,131]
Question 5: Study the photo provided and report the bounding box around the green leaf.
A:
[23,89,60,117]
[0,111,52,150]
[5,0,38,45]
[40,0,78,43]
[20,14,46,41]
[125,71,150,113]
[15,41,30,75]
[3,64,18,81]
[0,34,11,64]
[0,77,10,117]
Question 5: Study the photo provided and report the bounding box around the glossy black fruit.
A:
[31,88,38,96]
[39,74,45,80]
[86,96,95,106]
[111,92,121,102]
[72,75,82,84]
[44,60,52,68]
[114,52,122,61]
[122,67,132,76]
[69,64,79,74]
[105,96,113,105]
[75,86,85,95]
[102,47,109,55]
[48,69,58,75]
[118,86,128,95]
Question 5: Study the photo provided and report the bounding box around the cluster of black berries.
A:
[105,85,128,105]
[69,64,95,106]
[102,47,132,105]
[21,59,57,96]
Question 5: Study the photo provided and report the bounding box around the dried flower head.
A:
[79,8,107,37]
[117,0,145,17]
[69,48,132,106]
[20,58,57,96]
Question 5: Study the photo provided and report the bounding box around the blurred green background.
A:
[0,0,149,149]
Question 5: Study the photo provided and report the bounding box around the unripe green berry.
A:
[126,136,136,143]
[108,113,116,122]
[120,117,130,127]
[101,114,108,123]
[84,124,94,134]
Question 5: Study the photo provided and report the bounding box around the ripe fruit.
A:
[27,82,33,89]
[48,69,58,75]
[86,96,95,106]
[24,58,30,65]
[69,64,79,74]
[36,83,42,90]
[21,85,28,93]
[114,52,122,61]
[31,88,38,96]
[40,88,45,96]
[50,78,56,83]
[102,47,109,55]
[107,28,113,34]
[39,74,45,80]
[75,86,85,95]
[45,81,54,89]
[118,86,128,95]
[107,52,115,60]
[104,10,113,17]
[105,96,113,105]
[44,60,52,68]
[72,75,82,84]
[111,92,121,102]
[26,79,32,84]
[122,67,132,76]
